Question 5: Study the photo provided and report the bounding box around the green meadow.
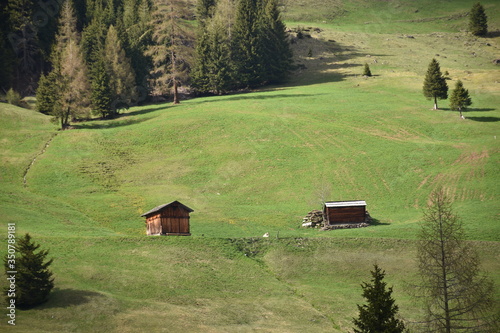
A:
[1,0,499,331]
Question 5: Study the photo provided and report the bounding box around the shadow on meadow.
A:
[36,288,106,309]
[73,116,155,130]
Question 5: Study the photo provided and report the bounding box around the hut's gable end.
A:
[141,201,193,236]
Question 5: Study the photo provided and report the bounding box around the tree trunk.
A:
[433,96,438,110]
[172,80,179,104]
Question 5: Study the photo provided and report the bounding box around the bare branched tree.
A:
[416,189,497,332]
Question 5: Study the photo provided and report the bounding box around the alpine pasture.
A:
[1,0,499,332]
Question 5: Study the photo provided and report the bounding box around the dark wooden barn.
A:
[141,201,193,236]
[323,200,367,225]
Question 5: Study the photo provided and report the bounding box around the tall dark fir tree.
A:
[353,265,407,333]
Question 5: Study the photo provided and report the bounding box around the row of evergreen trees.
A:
[0,0,292,126]
[192,0,292,94]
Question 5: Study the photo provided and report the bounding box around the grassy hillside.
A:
[0,0,499,331]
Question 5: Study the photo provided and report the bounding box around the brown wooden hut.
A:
[323,200,367,225]
[141,201,193,236]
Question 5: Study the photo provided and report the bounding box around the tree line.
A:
[0,0,292,128]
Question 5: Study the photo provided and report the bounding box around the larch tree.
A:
[449,80,472,118]
[52,0,90,129]
[353,264,407,333]
[469,2,488,36]
[416,189,496,332]
[147,0,195,104]
[423,58,448,110]
[4,234,54,309]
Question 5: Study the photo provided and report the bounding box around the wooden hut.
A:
[323,200,367,225]
[141,201,193,236]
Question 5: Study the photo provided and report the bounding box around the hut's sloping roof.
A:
[324,200,366,208]
[141,200,194,217]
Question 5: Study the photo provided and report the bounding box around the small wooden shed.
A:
[141,201,193,236]
[323,200,367,225]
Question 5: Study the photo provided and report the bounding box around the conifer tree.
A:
[363,63,372,77]
[51,0,91,129]
[416,189,496,332]
[449,80,472,118]
[36,72,60,115]
[423,58,448,110]
[4,234,54,309]
[260,0,292,84]
[148,0,194,103]
[104,25,138,112]
[353,264,407,333]
[90,57,113,118]
[469,2,488,36]
[232,0,264,88]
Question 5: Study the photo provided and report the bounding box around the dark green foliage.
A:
[36,72,60,115]
[353,265,407,333]
[469,2,488,36]
[449,80,472,118]
[363,63,372,77]
[90,58,113,118]
[4,234,54,309]
[193,0,291,93]
[423,58,448,110]
[232,0,265,88]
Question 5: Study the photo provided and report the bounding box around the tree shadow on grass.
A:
[466,116,500,122]
[73,116,154,130]
[36,288,106,309]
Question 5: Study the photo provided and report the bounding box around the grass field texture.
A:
[0,0,499,331]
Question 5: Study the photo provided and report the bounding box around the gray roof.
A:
[141,200,194,217]
[324,200,366,208]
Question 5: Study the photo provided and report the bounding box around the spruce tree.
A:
[469,2,488,36]
[36,72,60,115]
[260,0,292,84]
[104,25,137,112]
[90,57,113,118]
[4,234,54,309]
[423,58,448,110]
[353,264,407,333]
[363,63,372,77]
[449,80,472,118]
[232,0,264,88]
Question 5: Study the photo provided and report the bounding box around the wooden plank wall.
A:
[326,206,365,224]
[146,213,162,235]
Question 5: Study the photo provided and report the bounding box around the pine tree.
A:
[104,25,137,112]
[469,2,488,36]
[353,264,407,333]
[4,234,54,309]
[416,189,496,332]
[423,58,448,110]
[363,63,372,77]
[449,80,472,118]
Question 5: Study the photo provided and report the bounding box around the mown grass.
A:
[0,0,499,331]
